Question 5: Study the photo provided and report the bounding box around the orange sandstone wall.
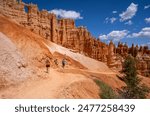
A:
[0,0,111,63]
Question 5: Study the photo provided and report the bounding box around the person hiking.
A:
[62,58,67,68]
[54,59,58,66]
[45,58,50,73]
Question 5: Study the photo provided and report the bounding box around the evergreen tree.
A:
[120,55,149,99]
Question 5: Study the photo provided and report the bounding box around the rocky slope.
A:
[0,32,30,86]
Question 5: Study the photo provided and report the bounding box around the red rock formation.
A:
[0,0,111,64]
[116,42,150,77]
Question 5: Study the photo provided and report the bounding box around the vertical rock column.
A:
[27,4,39,33]
[107,40,115,66]
[62,19,67,46]
[51,14,57,43]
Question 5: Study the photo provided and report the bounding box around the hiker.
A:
[45,58,50,73]
[62,58,67,68]
[54,59,58,66]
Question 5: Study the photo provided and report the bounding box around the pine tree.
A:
[121,55,149,99]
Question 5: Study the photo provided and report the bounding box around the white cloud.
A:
[119,3,138,22]
[99,35,107,40]
[108,30,129,41]
[110,17,117,23]
[112,11,117,14]
[99,30,128,42]
[105,17,109,23]
[143,27,150,31]
[49,9,83,20]
[127,27,150,39]
[105,17,117,24]
[125,20,133,25]
[144,5,150,9]
[145,17,150,23]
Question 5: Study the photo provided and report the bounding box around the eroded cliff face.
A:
[0,0,150,77]
[0,0,112,63]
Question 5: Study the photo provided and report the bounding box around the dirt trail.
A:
[14,69,65,99]
[0,68,99,99]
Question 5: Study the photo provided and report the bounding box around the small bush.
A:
[94,79,118,99]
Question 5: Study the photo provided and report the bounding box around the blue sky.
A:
[23,0,150,47]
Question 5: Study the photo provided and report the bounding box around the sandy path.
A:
[63,68,116,75]
[0,67,124,99]
[0,68,89,99]
[14,69,64,98]
[12,68,117,98]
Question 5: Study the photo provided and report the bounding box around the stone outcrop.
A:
[116,42,150,77]
[0,0,150,77]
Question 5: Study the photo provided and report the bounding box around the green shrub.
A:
[94,79,118,99]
